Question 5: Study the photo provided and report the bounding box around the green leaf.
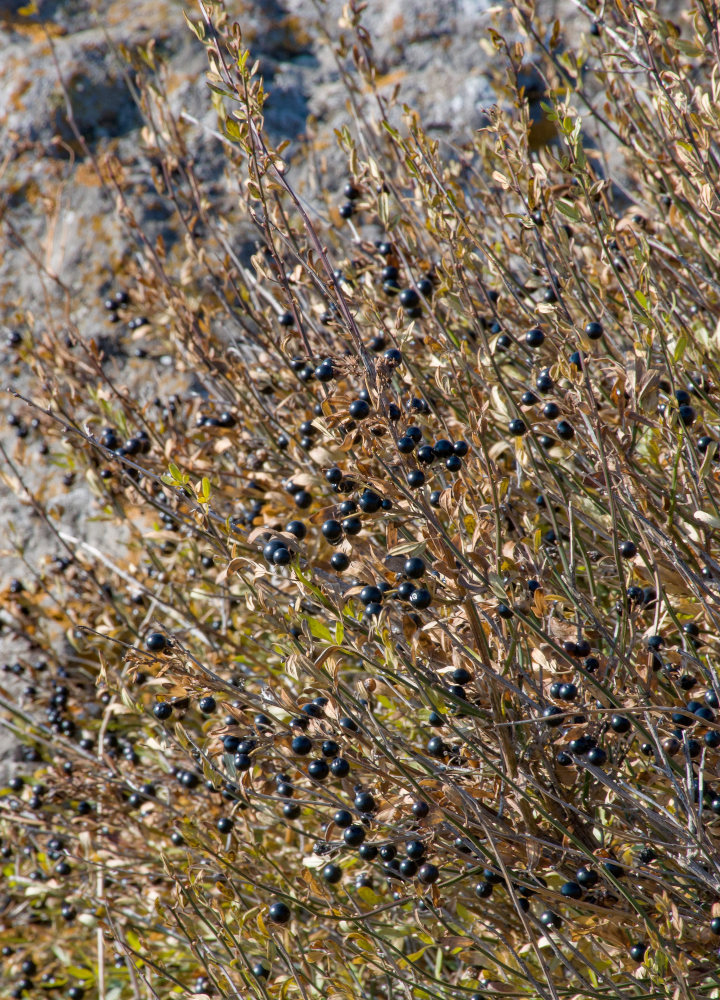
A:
[356,886,379,906]
[294,564,332,609]
[182,10,205,41]
[456,902,475,924]
[699,440,717,480]
[198,477,211,504]
[381,120,400,139]
[347,933,374,953]
[66,967,94,981]
[634,289,649,312]
[671,38,704,56]
[488,572,508,600]
[207,82,237,100]
[225,119,242,141]
[404,155,419,178]
[307,617,332,642]
[673,334,687,362]
[406,945,430,963]
[633,311,653,327]
[556,199,581,222]
[125,930,141,954]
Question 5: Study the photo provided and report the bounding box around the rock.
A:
[286,0,496,137]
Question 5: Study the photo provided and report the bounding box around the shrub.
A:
[2,0,720,997]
